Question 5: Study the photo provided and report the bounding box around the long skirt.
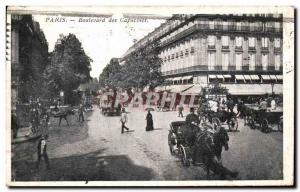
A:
[146,120,154,131]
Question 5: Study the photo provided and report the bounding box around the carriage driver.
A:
[185,107,200,126]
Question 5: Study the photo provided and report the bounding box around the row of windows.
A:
[207,52,282,70]
[207,36,281,48]
[163,47,195,62]
[162,35,281,62]
[161,52,282,72]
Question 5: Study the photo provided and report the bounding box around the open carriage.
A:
[245,105,283,132]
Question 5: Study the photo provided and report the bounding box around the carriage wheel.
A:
[248,117,255,129]
[179,145,190,167]
[212,117,221,130]
[168,132,175,155]
[228,117,238,131]
[261,119,271,133]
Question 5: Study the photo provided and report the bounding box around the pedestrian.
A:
[146,109,154,131]
[178,104,184,117]
[185,107,200,126]
[36,135,50,170]
[259,98,268,110]
[11,110,19,139]
[120,108,129,133]
[31,107,40,134]
[226,98,234,113]
[271,98,277,110]
[78,103,85,122]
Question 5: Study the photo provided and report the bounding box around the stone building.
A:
[121,14,283,96]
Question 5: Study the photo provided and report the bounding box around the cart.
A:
[204,110,238,132]
[247,105,283,132]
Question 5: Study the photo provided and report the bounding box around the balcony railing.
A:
[161,64,282,76]
[159,23,283,47]
[208,45,216,50]
[261,47,269,52]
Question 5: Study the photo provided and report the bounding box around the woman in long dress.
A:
[145,110,154,131]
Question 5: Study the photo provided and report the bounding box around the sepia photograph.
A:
[6,6,294,187]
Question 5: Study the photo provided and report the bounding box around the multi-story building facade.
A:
[120,14,283,96]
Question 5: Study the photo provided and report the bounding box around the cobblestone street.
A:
[11,106,283,181]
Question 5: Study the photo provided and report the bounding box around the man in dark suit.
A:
[36,135,50,170]
[185,107,200,125]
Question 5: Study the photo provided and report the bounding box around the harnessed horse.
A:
[194,127,238,178]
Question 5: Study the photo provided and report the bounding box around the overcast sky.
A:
[33,14,166,78]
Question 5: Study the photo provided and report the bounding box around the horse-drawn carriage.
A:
[200,109,238,132]
[244,104,283,132]
[167,120,238,178]
[196,84,239,132]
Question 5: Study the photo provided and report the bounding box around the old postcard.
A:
[6,6,294,187]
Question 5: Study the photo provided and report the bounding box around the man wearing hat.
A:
[120,108,129,133]
[36,135,50,170]
[185,107,200,125]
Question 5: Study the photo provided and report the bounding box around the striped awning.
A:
[243,75,252,80]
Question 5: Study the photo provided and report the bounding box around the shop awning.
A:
[182,75,193,80]
[243,75,252,80]
[173,77,182,81]
[216,75,224,79]
[168,84,194,93]
[208,75,217,79]
[276,75,283,80]
[154,86,169,92]
[224,84,283,95]
[261,75,271,80]
[235,75,245,80]
[269,75,277,80]
[273,84,283,94]
[223,75,231,78]
[181,84,202,95]
[250,75,260,80]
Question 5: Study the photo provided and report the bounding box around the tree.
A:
[98,58,122,87]
[44,33,92,104]
[117,42,164,89]
[14,15,49,102]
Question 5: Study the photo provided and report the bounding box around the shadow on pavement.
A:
[12,149,156,181]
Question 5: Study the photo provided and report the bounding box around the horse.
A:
[238,103,253,126]
[193,126,238,179]
[48,109,75,127]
